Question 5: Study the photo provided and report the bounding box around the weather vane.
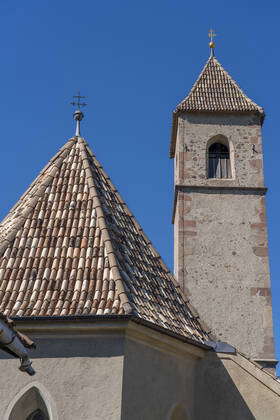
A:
[208,29,216,57]
[71,91,87,137]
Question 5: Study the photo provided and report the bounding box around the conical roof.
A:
[170,55,264,157]
[0,137,209,343]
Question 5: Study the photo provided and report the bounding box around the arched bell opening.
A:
[206,135,232,179]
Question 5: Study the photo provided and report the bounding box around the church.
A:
[0,39,280,419]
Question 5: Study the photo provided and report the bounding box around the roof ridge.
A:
[170,55,264,157]
[210,57,263,112]
[175,56,212,112]
[0,138,76,257]
[0,135,210,341]
[6,138,77,217]
[84,144,170,271]
[77,138,133,315]
[175,56,263,114]
[82,140,211,337]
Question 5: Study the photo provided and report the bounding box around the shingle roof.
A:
[176,56,263,114]
[170,55,264,157]
[0,137,209,343]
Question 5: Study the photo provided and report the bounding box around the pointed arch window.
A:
[208,142,231,179]
[8,386,50,420]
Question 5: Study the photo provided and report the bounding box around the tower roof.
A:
[0,137,209,343]
[176,56,263,114]
[170,56,264,157]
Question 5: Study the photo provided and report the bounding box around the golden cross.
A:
[208,29,216,43]
[208,29,216,56]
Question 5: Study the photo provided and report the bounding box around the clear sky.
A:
[0,1,279,368]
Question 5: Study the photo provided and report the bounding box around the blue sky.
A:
[0,1,279,366]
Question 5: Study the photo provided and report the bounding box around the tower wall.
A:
[174,112,275,363]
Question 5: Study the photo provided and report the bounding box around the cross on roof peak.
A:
[208,29,217,57]
[71,91,87,137]
[71,91,87,109]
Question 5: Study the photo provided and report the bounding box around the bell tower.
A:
[171,44,276,369]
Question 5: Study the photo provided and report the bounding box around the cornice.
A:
[172,184,267,223]
[12,315,209,359]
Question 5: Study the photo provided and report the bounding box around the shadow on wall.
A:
[184,113,260,127]
[194,352,255,420]
[0,336,124,360]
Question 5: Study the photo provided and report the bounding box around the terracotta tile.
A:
[0,137,209,343]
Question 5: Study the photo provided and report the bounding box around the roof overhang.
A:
[12,314,211,359]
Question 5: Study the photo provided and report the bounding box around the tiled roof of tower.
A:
[0,137,209,343]
[175,56,263,114]
[170,56,264,157]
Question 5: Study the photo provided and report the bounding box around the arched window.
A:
[208,142,231,179]
[8,386,50,420]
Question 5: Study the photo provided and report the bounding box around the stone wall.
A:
[174,188,274,360]
[173,111,275,362]
[175,112,264,187]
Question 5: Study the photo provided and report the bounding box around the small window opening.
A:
[26,409,47,420]
[208,142,231,179]
[8,386,50,420]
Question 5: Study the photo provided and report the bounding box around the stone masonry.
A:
[173,112,275,366]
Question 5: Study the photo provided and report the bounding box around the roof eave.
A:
[12,314,212,352]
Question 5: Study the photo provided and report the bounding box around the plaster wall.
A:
[0,334,124,420]
[1,322,280,420]
[195,352,280,420]
[121,337,197,420]
[173,112,275,362]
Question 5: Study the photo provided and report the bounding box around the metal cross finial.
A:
[208,29,217,57]
[71,91,87,109]
[71,91,87,137]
